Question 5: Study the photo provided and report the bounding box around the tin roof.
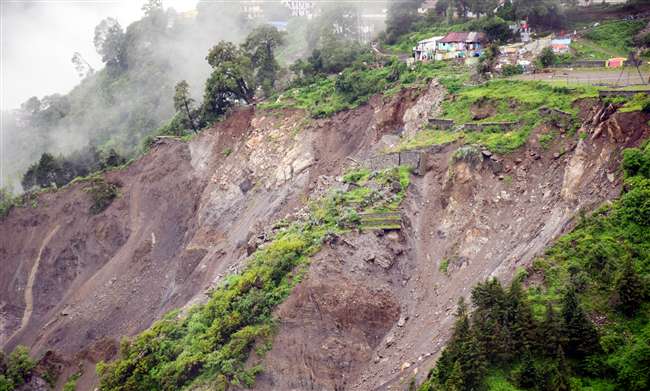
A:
[438,31,487,43]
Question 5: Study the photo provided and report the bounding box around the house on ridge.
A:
[414,36,445,61]
[435,31,487,61]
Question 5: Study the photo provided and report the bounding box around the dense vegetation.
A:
[0,346,36,391]
[263,60,469,118]
[96,167,411,390]
[419,141,650,390]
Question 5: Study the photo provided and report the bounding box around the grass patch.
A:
[261,62,469,118]
[436,80,597,153]
[439,259,449,275]
[620,93,650,113]
[485,371,523,391]
[392,129,462,152]
[63,372,81,391]
[582,20,647,58]
[539,131,557,149]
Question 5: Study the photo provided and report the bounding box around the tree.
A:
[384,0,423,44]
[142,0,163,16]
[480,17,513,43]
[2,346,35,389]
[513,0,565,29]
[615,258,644,316]
[561,287,599,357]
[94,18,126,71]
[538,47,557,68]
[307,5,360,48]
[477,43,500,76]
[173,80,198,133]
[506,279,538,355]
[202,41,255,121]
[444,361,465,391]
[517,351,538,389]
[71,52,95,78]
[540,302,565,356]
[242,25,286,97]
[468,0,499,18]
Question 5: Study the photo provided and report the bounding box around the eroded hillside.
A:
[1,81,648,390]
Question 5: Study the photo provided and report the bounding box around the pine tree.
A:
[460,333,488,390]
[554,347,571,391]
[434,298,471,386]
[444,360,464,391]
[517,351,538,389]
[540,302,565,357]
[561,287,599,357]
[173,80,197,134]
[615,258,644,316]
[507,279,538,355]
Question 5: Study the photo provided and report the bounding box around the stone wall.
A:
[428,118,455,129]
[461,122,517,132]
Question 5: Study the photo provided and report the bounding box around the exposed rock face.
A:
[402,81,446,138]
[0,89,418,389]
[1,91,649,391]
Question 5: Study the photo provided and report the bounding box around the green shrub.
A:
[0,188,17,219]
[451,145,481,165]
[538,47,557,68]
[85,178,119,214]
[0,346,36,390]
[63,372,81,391]
[622,142,650,178]
[501,64,524,77]
[439,259,449,274]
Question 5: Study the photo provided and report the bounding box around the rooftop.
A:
[439,31,487,44]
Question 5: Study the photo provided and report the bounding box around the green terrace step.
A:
[360,223,401,231]
[361,219,402,226]
[358,212,401,219]
[357,212,402,230]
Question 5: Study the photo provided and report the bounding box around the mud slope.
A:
[248,108,650,391]
[0,89,421,389]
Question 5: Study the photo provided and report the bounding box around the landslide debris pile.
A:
[2,67,650,391]
[96,167,411,390]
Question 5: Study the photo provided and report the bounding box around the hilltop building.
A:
[282,1,319,19]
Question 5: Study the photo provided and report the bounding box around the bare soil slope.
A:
[1,84,648,390]
[0,90,420,390]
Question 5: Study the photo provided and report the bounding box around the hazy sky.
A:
[1,0,199,110]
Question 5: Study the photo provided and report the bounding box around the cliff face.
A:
[1,84,648,390]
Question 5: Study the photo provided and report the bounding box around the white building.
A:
[282,1,319,19]
[241,0,264,20]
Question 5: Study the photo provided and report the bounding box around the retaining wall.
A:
[598,89,649,98]
[461,122,518,132]
[428,118,455,129]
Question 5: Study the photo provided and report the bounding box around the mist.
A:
[1,0,244,191]
[1,1,388,192]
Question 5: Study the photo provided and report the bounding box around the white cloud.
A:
[1,0,198,110]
